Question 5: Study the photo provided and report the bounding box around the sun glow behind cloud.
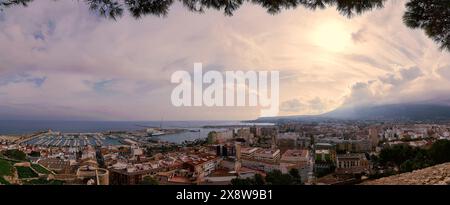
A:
[310,19,351,53]
[0,0,449,120]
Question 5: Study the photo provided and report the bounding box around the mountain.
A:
[252,103,450,123]
[321,104,450,120]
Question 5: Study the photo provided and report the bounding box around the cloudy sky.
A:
[0,0,449,121]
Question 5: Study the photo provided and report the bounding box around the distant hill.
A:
[322,104,450,120]
[252,104,450,123]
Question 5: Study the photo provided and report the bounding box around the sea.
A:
[0,120,273,144]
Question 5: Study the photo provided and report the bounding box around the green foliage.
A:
[231,174,265,185]
[232,170,303,186]
[368,169,396,179]
[183,139,208,147]
[31,164,51,174]
[378,144,422,167]
[0,0,33,10]
[428,140,450,164]
[370,154,379,163]
[378,140,450,173]
[16,166,38,179]
[403,0,450,51]
[253,174,265,185]
[23,179,64,185]
[289,168,302,185]
[0,176,10,185]
[140,176,159,185]
[315,164,336,178]
[315,153,333,163]
[145,144,179,156]
[2,149,27,161]
[0,159,14,176]
[81,0,388,19]
[0,154,14,184]
[399,159,414,173]
[265,170,293,185]
[231,177,255,185]
[28,151,40,157]
[207,131,217,144]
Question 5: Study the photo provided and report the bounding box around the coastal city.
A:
[2,120,450,185]
[1,1,450,204]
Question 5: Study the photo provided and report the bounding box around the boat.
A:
[145,128,165,136]
[151,131,165,136]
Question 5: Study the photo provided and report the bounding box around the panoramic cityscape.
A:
[0,0,450,189]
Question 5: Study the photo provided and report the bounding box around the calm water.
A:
[0,120,231,135]
[0,120,273,144]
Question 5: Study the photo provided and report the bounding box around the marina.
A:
[22,133,124,147]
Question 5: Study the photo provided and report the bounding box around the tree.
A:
[28,151,40,157]
[207,131,217,144]
[0,0,33,10]
[375,141,450,174]
[231,173,265,185]
[2,149,26,161]
[399,159,414,173]
[231,177,254,185]
[140,176,159,185]
[403,0,450,51]
[289,168,302,185]
[378,144,419,167]
[231,170,305,185]
[265,170,293,185]
[253,173,265,185]
[428,140,450,164]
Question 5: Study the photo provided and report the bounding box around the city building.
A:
[315,143,336,162]
[109,168,154,185]
[215,144,236,157]
[280,149,312,182]
[208,130,234,144]
[240,147,281,172]
[76,165,109,185]
[336,153,370,174]
[182,155,221,180]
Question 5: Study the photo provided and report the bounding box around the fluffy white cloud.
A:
[0,0,449,120]
[280,97,334,115]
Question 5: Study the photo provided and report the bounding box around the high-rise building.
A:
[369,127,379,150]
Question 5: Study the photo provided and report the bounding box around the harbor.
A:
[21,133,124,147]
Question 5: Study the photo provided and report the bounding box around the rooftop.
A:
[281,149,309,159]
[336,153,366,160]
